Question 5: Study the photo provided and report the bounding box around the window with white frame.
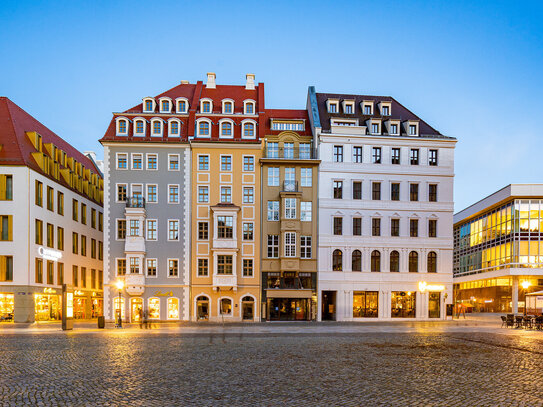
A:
[116,219,126,239]
[169,120,180,137]
[243,156,254,171]
[134,119,145,136]
[267,142,278,158]
[268,201,279,221]
[116,259,126,275]
[301,202,312,221]
[176,99,188,113]
[390,123,398,135]
[217,256,233,275]
[146,220,157,240]
[143,98,155,112]
[333,145,343,162]
[129,220,140,236]
[299,143,311,159]
[301,168,312,187]
[146,184,157,203]
[371,123,380,134]
[146,154,157,170]
[284,143,294,158]
[168,259,178,276]
[201,100,212,113]
[168,220,179,241]
[117,118,128,135]
[409,124,418,135]
[284,198,296,219]
[198,120,210,137]
[160,99,171,113]
[116,153,128,169]
[268,167,279,186]
[221,155,232,171]
[198,258,208,276]
[129,257,140,274]
[243,259,253,277]
[151,120,163,136]
[267,235,279,258]
[243,187,254,203]
[243,223,254,240]
[168,154,179,171]
[301,236,312,259]
[198,186,209,203]
[220,121,233,138]
[217,216,233,239]
[223,100,233,114]
[353,146,363,163]
[198,222,208,240]
[168,185,179,203]
[382,105,390,115]
[284,232,296,257]
[328,101,338,113]
[117,184,127,202]
[429,149,438,166]
[132,154,143,170]
[344,103,354,114]
[146,259,157,276]
[220,187,231,203]
[363,104,373,115]
[243,122,255,138]
[199,155,209,170]
[131,184,143,200]
[244,101,255,114]
[285,167,295,190]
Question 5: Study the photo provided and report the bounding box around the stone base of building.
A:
[191,286,260,322]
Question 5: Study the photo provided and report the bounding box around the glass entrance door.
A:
[428,292,441,318]
[131,298,143,322]
[242,296,254,320]
[196,296,209,320]
[268,298,309,321]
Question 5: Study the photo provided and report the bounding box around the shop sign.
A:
[154,290,173,297]
[66,292,74,318]
[418,281,445,293]
[38,246,62,262]
[74,290,84,296]
[43,287,57,294]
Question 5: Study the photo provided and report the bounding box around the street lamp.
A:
[115,279,124,328]
[521,280,531,316]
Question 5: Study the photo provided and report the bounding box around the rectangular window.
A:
[57,263,64,286]
[117,184,127,202]
[410,149,419,165]
[47,261,54,284]
[267,235,279,258]
[168,220,179,241]
[284,143,294,158]
[243,259,253,277]
[221,156,232,171]
[372,218,381,236]
[129,258,139,274]
[301,168,312,187]
[410,184,419,201]
[391,183,400,201]
[364,105,372,115]
[46,223,54,248]
[353,182,362,199]
[300,236,312,259]
[81,235,87,256]
[72,199,78,221]
[429,149,438,166]
[146,220,157,240]
[35,258,43,283]
[198,222,209,240]
[72,265,79,286]
[220,187,231,203]
[243,187,254,203]
[284,167,295,185]
[0,175,13,200]
[168,185,179,204]
[197,258,209,276]
[199,155,209,170]
[147,154,158,170]
[429,219,437,238]
[329,103,337,113]
[353,218,362,236]
[390,124,398,135]
[410,219,419,237]
[197,186,209,203]
[81,203,87,225]
[99,212,103,232]
[72,232,78,254]
[372,147,381,164]
[267,142,278,158]
[345,104,353,114]
[284,198,296,219]
[371,123,379,134]
[168,154,179,171]
[429,184,438,202]
[91,208,96,229]
[267,201,279,221]
[81,267,87,288]
[147,259,157,276]
[333,181,343,199]
[372,182,381,200]
[132,153,143,170]
[217,255,233,275]
[300,202,312,221]
[98,241,103,260]
[57,191,64,215]
[333,145,343,162]
[35,181,43,206]
[116,259,126,276]
[130,220,140,237]
[57,227,64,250]
[391,219,400,237]
[91,269,96,289]
[268,168,279,186]
[284,232,296,257]
[243,223,254,240]
[333,217,343,235]
[47,186,54,211]
[116,153,128,169]
[217,216,233,239]
[0,215,12,241]
[243,156,254,171]
[35,219,43,244]
[409,124,417,135]
[117,219,126,240]
[382,106,390,115]
[299,143,311,159]
[353,146,363,163]
[391,148,400,164]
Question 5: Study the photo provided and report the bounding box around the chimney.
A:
[206,72,216,89]
[245,73,255,90]
[180,80,189,84]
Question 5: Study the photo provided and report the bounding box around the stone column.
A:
[512,276,519,314]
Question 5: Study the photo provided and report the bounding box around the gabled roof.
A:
[0,97,101,173]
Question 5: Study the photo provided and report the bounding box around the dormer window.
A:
[151,119,163,137]
[223,101,233,114]
[219,119,233,138]
[244,100,255,115]
[197,119,211,137]
[118,120,127,134]
[345,104,353,114]
[342,100,355,114]
[327,99,339,113]
[176,98,188,113]
[143,98,155,113]
[382,106,389,115]
[363,104,373,115]
[168,119,181,137]
[371,123,380,134]
[242,120,256,139]
[202,101,211,113]
[390,124,398,135]
[116,118,128,136]
[161,100,170,113]
[379,101,391,116]
[409,125,417,135]
[133,118,145,136]
[329,103,338,113]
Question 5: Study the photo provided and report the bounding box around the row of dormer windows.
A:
[330,118,419,136]
[327,99,392,116]
[141,97,256,115]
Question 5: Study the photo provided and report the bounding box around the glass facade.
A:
[352,291,378,318]
[391,291,416,318]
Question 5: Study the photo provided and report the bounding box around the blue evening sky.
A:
[1,0,542,211]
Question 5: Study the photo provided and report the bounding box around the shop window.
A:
[148,298,160,319]
[220,298,232,315]
[168,298,179,319]
[353,291,378,318]
[391,291,416,318]
[114,297,125,319]
[0,293,14,317]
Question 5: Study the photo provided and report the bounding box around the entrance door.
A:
[131,298,143,322]
[196,296,209,320]
[241,296,254,321]
[322,291,336,321]
[428,292,441,318]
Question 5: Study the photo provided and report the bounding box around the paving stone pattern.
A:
[0,331,542,406]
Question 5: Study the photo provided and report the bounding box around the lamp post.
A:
[115,279,124,328]
[521,280,531,316]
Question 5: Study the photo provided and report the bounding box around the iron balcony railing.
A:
[126,196,145,208]
[282,181,300,192]
[264,147,317,159]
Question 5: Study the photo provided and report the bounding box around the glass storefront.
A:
[241,296,254,320]
[167,298,179,319]
[92,298,103,318]
[391,291,416,318]
[131,298,143,322]
[428,292,441,318]
[148,298,160,319]
[268,298,309,321]
[353,291,378,318]
[114,297,125,319]
[74,297,87,319]
[0,293,14,321]
[35,294,60,321]
[196,296,209,320]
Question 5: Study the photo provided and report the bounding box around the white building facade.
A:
[307,87,456,321]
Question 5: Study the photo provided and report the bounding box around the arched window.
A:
[151,120,162,136]
[170,121,179,136]
[161,100,170,112]
[371,250,381,272]
[118,119,127,134]
[143,98,155,112]
[243,122,255,138]
[332,249,343,271]
[390,250,400,272]
[202,101,211,113]
[409,251,418,272]
[244,101,255,114]
[176,99,188,113]
[427,251,437,273]
[134,119,145,136]
[223,101,233,114]
[352,250,362,271]
[198,120,210,137]
[220,298,232,315]
[167,298,179,319]
[221,121,232,137]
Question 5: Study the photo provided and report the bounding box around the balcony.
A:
[125,234,146,253]
[282,181,300,193]
[264,147,317,160]
[126,196,145,208]
[124,273,145,295]
[213,274,237,291]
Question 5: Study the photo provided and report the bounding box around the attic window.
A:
[382,106,390,115]
[161,100,170,113]
[202,101,211,113]
[409,124,418,136]
[364,104,373,115]
[177,100,188,113]
[144,100,154,112]
[329,103,338,113]
[343,101,354,114]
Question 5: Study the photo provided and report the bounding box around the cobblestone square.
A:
[1,323,543,406]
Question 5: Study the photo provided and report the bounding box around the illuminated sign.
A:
[66,292,74,318]
[74,290,84,296]
[418,281,445,293]
[38,246,63,262]
[43,287,57,294]
[154,290,173,297]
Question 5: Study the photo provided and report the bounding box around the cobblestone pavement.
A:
[1,327,543,406]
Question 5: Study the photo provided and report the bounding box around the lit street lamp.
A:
[115,279,124,328]
[521,280,531,316]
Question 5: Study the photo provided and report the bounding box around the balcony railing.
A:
[126,196,145,208]
[282,181,299,192]
[264,147,317,159]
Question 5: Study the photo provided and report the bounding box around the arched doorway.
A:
[196,296,209,320]
[131,297,143,322]
[241,296,254,321]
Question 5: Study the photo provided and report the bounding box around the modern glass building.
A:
[453,184,543,313]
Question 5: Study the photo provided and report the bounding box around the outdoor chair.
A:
[523,316,533,329]
[505,314,515,328]
[515,315,524,328]
[501,316,507,328]
[535,316,543,330]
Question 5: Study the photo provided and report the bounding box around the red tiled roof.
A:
[263,109,312,137]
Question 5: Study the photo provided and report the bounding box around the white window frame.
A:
[200,98,213,113]
[342,100,355,114]
[300,202,312,222]
[243,187,254,204]
[146,258,158,277]
[284,232,296,257]
[243,99,256,115]
[168,118,181,137]
[198,185,209,203]
[222,99,235,114]
[142,97,155,113]
[115,183,128,203]
[150,118,164,137]
[146,153,158,170]
[241,119,257,139]
[146,184,158,203]
[268,201,279,221]
[158,97,173,113]
[146,219,157,241]
[116,153,128,170]
[284,198,296,219]
[327,99,339,113]
[167,219,180,241]
[175,97,189,114]
[196,118,212,138]
[268,167,279,186]
[133,117,146,137]
[220,155,232,172]
[220,186,232,203]
[243,155,255,172]
[131,153,143,170]
[301,168,312,187]
[115,219,126,241]
[115,117,129,136]
[167,258,179,278]
[219,118,234,139]
[198,154,210,171]
[168,154,180,171]
[168,184,180,204]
